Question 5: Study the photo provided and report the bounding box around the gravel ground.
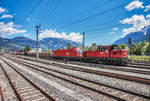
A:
[0,60,19,101]
[4,55,150,101]
[14,60,118,101]
[2,57,94,101]
[0,59,52,101]
[7,55,150,97]
[12,55,150,71]
[15,60,148,101]
[10,55,150,79]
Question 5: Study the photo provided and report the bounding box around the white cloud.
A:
[125,0,144,11]
[0,7,6,13]
[109,32,115,35]
[39,29,83,42]
[144,5,150,12]
[26,18,31,21]
[112,27,118,31]
[15,24,22,28]
[24,33,31,37]
[0,21,26,37]
[0,14,13,19]
[146,14,150,19]
[120,14,150,37]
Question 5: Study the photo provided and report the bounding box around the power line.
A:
[37,0,47,24]
[40,0,55,26]
[85,23,125,33]
[43,0,63,27]
[39,0,51,24]
[56,3,128,29]
[52,0,112,28]
[79,19,119,31]
[49,0,63,17]
[20,0,42,25]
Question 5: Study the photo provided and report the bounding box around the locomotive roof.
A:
[97,45,118,48]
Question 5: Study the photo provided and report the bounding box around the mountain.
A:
[10,37,36,49]
[0,36,81,51]
[39,38,81,50]
[0,37,10,46]
[113,26,150,45]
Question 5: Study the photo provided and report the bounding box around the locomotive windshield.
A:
[110,45,118,51]
[77,49,82,54]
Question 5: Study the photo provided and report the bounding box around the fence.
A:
[128,55,150,63]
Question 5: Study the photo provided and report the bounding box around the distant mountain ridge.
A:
[113,26,150,45]
[0,36,81,51]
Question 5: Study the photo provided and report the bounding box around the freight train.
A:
[15,45,128,65]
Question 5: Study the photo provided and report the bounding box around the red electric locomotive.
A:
[53,45,128,65]
[25,45,128,65]
[53,48,83,59]
[83,45,128,65]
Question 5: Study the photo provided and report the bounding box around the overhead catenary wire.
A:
[39,0,51,24]
[39,0,55,26]
[55,3,129,29]
[52,0,113,28]
[19,0,42,25]
[85,24,125,33]
[37,0,48,24]
[43,0,63,27]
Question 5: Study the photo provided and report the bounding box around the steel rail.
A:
[13,56,150,85]
[12,55,150,73]
[0,86,4,101]
[0,63,24,101]
[0,59,56,101]
[7,59,127,101]
[8,58,150,100]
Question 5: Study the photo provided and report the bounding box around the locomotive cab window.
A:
[105,48,108,53]
[100,48,105,51]
[77,50,82,54]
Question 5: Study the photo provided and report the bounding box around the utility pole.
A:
[35,25,41,59]
[82,32,85,51]
[149,35,150,61]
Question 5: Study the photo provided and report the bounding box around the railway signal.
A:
[128,38,133,56]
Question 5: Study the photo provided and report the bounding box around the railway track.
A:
[3,56,150,101]
[10,54,150,72]
[8,55,150,76]
[0,86,4,101]
[8,55,150,84]
[0,58,56,101]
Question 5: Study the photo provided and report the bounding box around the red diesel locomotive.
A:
[53,48,83,60]
[21,45,128,65]
[53,45,128,65]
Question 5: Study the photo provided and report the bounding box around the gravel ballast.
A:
[2,57,93,101]
[3,56,150,101]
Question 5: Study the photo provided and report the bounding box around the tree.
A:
[118,44,127,49]
[66,43,72,49]
[24,46,32,52]
[89,43,97,51]
[133,42,146,55]
[143,42,149,55]
[132,43,137,55]
[85,46,89,51]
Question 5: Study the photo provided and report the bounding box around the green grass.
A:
[128,55,150,61]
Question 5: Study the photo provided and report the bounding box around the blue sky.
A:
[0,0,150,46]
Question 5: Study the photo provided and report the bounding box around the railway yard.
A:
[0,54,150,101]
